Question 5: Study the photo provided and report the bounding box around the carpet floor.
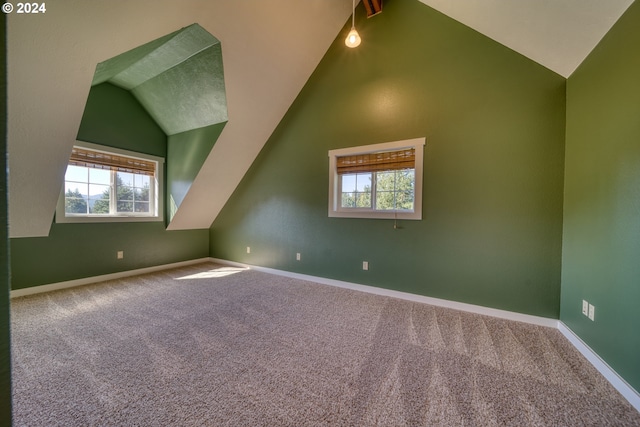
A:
[10,262,640,426]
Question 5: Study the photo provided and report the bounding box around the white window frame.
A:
[328,137,425,220]
[56,141,164,223]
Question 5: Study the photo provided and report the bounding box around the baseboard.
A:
[12,256,638,412]
[208,258,558,328]
[210,258,640,412]
[10,258,212,299]
[558,322,640,412]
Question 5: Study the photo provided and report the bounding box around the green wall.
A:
[1,13,13,425]
[91,25,229,224]
[210,0,566,318]
[10,82,209,290]
[78,83,167,157]
[167,122,226,220]
[561,1,640,392]
[11,222,208,290]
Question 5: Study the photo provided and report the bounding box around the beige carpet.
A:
[10,262,640,426]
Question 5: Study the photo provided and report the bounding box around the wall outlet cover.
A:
[582,300,589,316]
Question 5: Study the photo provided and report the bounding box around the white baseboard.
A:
[210,257,640,412]
[558,322,640,412]
[10,258,212,299]
[11,256,638,412]
[208,258,558,328]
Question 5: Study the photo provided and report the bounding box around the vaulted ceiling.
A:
[6,0,635,237]
[93,24,228,136]
[419,0,634,77]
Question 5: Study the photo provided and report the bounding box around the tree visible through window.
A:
[328,138,425,220]
[59,144,162,221]
[340,169,415,211]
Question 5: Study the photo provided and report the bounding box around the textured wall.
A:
[167,123,226,220]
[210,0,566,318]
[10,83,209,290]
[77,83,167,157]
[561,0,640,393]
[87,29,229,225]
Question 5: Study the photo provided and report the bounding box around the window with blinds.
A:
[69,147,156,176]
[57,143,164,223]
[328,138,425,220]
[336,148,415,174]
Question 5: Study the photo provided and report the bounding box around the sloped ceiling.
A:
[7,0,353,237]
[6,0,635,237]
[94,23,227,136]
[418,0,635,78]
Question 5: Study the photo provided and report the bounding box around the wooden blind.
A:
[337,148,415,175]
[69,147,156,176]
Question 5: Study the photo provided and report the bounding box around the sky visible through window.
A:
[341,173,371,193]
[65,166,148,197]
[65,166,109,196]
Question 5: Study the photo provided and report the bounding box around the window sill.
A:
[55,215,163,224]
[328,210,422,220]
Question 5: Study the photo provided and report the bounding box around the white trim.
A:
[209,257,558,328]
[56,141,165,224]
[328,137,425,221]
[10,258,211,299]
[558,322,640,412]
[210,258,640,412]
[12,255,639,412]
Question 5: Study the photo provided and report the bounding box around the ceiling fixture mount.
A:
[363,0,383,18]
[345,0,361,48]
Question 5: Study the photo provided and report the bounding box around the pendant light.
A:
[345,0,361,48]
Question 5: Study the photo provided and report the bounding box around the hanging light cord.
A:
[352,0,356,29]
[345,0,361,47]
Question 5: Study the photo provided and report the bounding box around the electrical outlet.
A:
[117,251,124,260]
[588,304,595,321]
[582,300,589,316]
[246,247,251,254]
[296,253,301,261]
[362,261,369,271]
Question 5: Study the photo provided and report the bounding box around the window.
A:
[328,138,425,220]
[56,142,164,223]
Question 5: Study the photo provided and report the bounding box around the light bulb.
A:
[345,28,361,48]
